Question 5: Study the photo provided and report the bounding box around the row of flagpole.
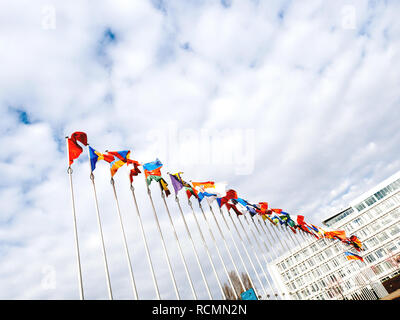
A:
[65,133,372,300]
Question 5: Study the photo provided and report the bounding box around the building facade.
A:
[268,171,400,300]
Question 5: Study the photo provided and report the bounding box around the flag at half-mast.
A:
[143,159,170,197]
[344,251,364,262]
[88,146,114,171]
[67,131,88,165]
[103,150,133,177]
[169,172,198,199]
[191,181,218,203]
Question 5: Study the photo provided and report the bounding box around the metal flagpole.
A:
[65,137,84,300]
[145,177,180,300]
[242,215,278,300]
[175,195,213,299]
[215,204,260,299]
[159,185,198,300]
[266,219,292,257]
[247,215,284,299]
[207,202,247,295]
[198,202,240,299]
[256,217,281,262]
[187,199,226,300]
[234,213,273,299]
[87,166,113,299]
[110,177,138,299]
[260,219,284,256]
[129,181,161,300]
[255,217,288,299]
[224,207,268,298]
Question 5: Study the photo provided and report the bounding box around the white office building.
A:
[268,171,400,300]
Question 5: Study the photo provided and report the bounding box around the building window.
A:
[391,208,400,220]
[366,237,379,248]
[302,248,310,257]
[365,253,376,264]
[307,257,315,267]
[365,195,377,206]
[355,202,366,212]
[375,248,386,259]
[389,225,400,236]
[311,244,318,252]
[377,231,389,243]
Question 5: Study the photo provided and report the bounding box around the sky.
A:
[0,0,400,300]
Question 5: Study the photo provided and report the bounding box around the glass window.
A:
[365,195,377,206]
[366,237,379,248]
[325,248,333,257]
[302,248,310,257]
[311,244,318,252]
[391,208,400,219]
[389,225,400,236]
[365,254,376,264]
[377,231,389,242]
[355,202,366,212]
[375,248,386,258]
[321,264,330,273]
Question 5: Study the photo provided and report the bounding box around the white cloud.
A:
[0,0,400,299]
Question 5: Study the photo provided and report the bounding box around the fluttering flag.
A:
[168,172,198,199]
[67,131,88,165]
[88,146,114,171]
[143,159,170,197]
[344,251,364,262]
[343,235,363,252]
[198,191,218,202]
[169,172,184,194]
[324,230,347,241]
[219,189,238,208]
[103,150,133,177]
[191,181,215,190]
[128,161,141,184]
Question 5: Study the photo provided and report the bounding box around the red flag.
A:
[220,189,238,207]
[129,161,141,184]
[67,131,88,165]
[226,202,243,216]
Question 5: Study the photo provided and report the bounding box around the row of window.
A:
[344,201,400,238]
[354,177,400,212]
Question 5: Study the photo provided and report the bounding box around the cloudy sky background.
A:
[0,0,400,299]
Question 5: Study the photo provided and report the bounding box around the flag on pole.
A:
[344,235,363,252]
[143,159,170,197]
[88,146,114,171]
[191,181,215,190]
[324,230,347,241]
[67,131,88,165]
[344,251,364,262]
[103,150,132,177]
[128,161,141,184]
[219,189,238,208]
[168,172,198,199]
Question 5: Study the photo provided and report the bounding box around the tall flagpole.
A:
[87,165,113,299]
[223,207,268,298]
[159,185,198,300]
[198,202,239,299]
[207,202,247,295]
[187,199,227,300]
[239,214,274,294]
[129,181,161,300]
[65,137,84,300]
[145,176,180,300]
[110,177,138,299]
[255,217,287,299]
[235,213,274,299]
[175,195,213,299]
[245,215,281,299]
[215,204,260,299]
